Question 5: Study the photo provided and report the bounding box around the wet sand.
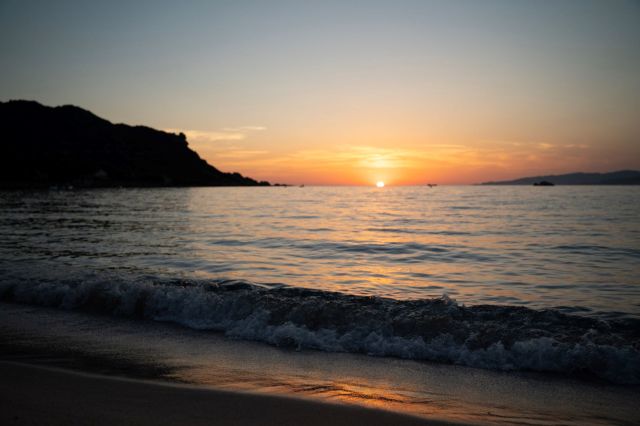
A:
[2,303,639,425]
[0,361,457,426]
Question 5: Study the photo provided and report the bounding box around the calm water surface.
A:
[1,186,639,318]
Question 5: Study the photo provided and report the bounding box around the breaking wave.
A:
[1,276,639,384]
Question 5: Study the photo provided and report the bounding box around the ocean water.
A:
[1,186,639,385]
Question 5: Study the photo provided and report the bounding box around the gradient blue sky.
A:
[2,0,639,184]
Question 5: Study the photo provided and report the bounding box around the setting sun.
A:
[376,181,385,188]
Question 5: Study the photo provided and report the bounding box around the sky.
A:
[1,0,639,185]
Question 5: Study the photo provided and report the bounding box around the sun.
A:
[376,181,385,188]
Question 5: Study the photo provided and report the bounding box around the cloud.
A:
[215,150,270,158]
[222,126,267,132]
[271,144,471,171]
[165,126,266,143]
[563,144,589,149]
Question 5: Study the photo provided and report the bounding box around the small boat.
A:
[533,181,554,186]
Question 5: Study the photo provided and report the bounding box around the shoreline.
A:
[2,303,640,425]
[0,361,454,426]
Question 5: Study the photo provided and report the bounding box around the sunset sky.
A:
[2,0,639,185]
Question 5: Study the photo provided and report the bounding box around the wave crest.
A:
[2,277,639,384]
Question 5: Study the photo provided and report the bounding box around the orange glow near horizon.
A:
[181,130,634,186]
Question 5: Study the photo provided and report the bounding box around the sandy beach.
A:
[0,361,458,426]
[2,303,639,425]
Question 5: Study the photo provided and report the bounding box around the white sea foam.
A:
[2,276,639,384]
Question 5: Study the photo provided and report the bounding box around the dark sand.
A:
[0,361,458,426]
[3,303,640,425]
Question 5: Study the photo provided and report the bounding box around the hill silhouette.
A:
[481,170,640,185]
[0,100,270,188]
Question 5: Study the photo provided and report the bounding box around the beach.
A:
[2,303,639,425]
[0,361,448,426]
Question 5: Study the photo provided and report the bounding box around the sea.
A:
[1,186,639,425]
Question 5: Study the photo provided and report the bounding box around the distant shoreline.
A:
[0,182,274,190]
[480,170,640,185]
[2,183,640,190]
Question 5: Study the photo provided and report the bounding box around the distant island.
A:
[0,100,270,188]
[532,180,554,186]
[481,170,640,185]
